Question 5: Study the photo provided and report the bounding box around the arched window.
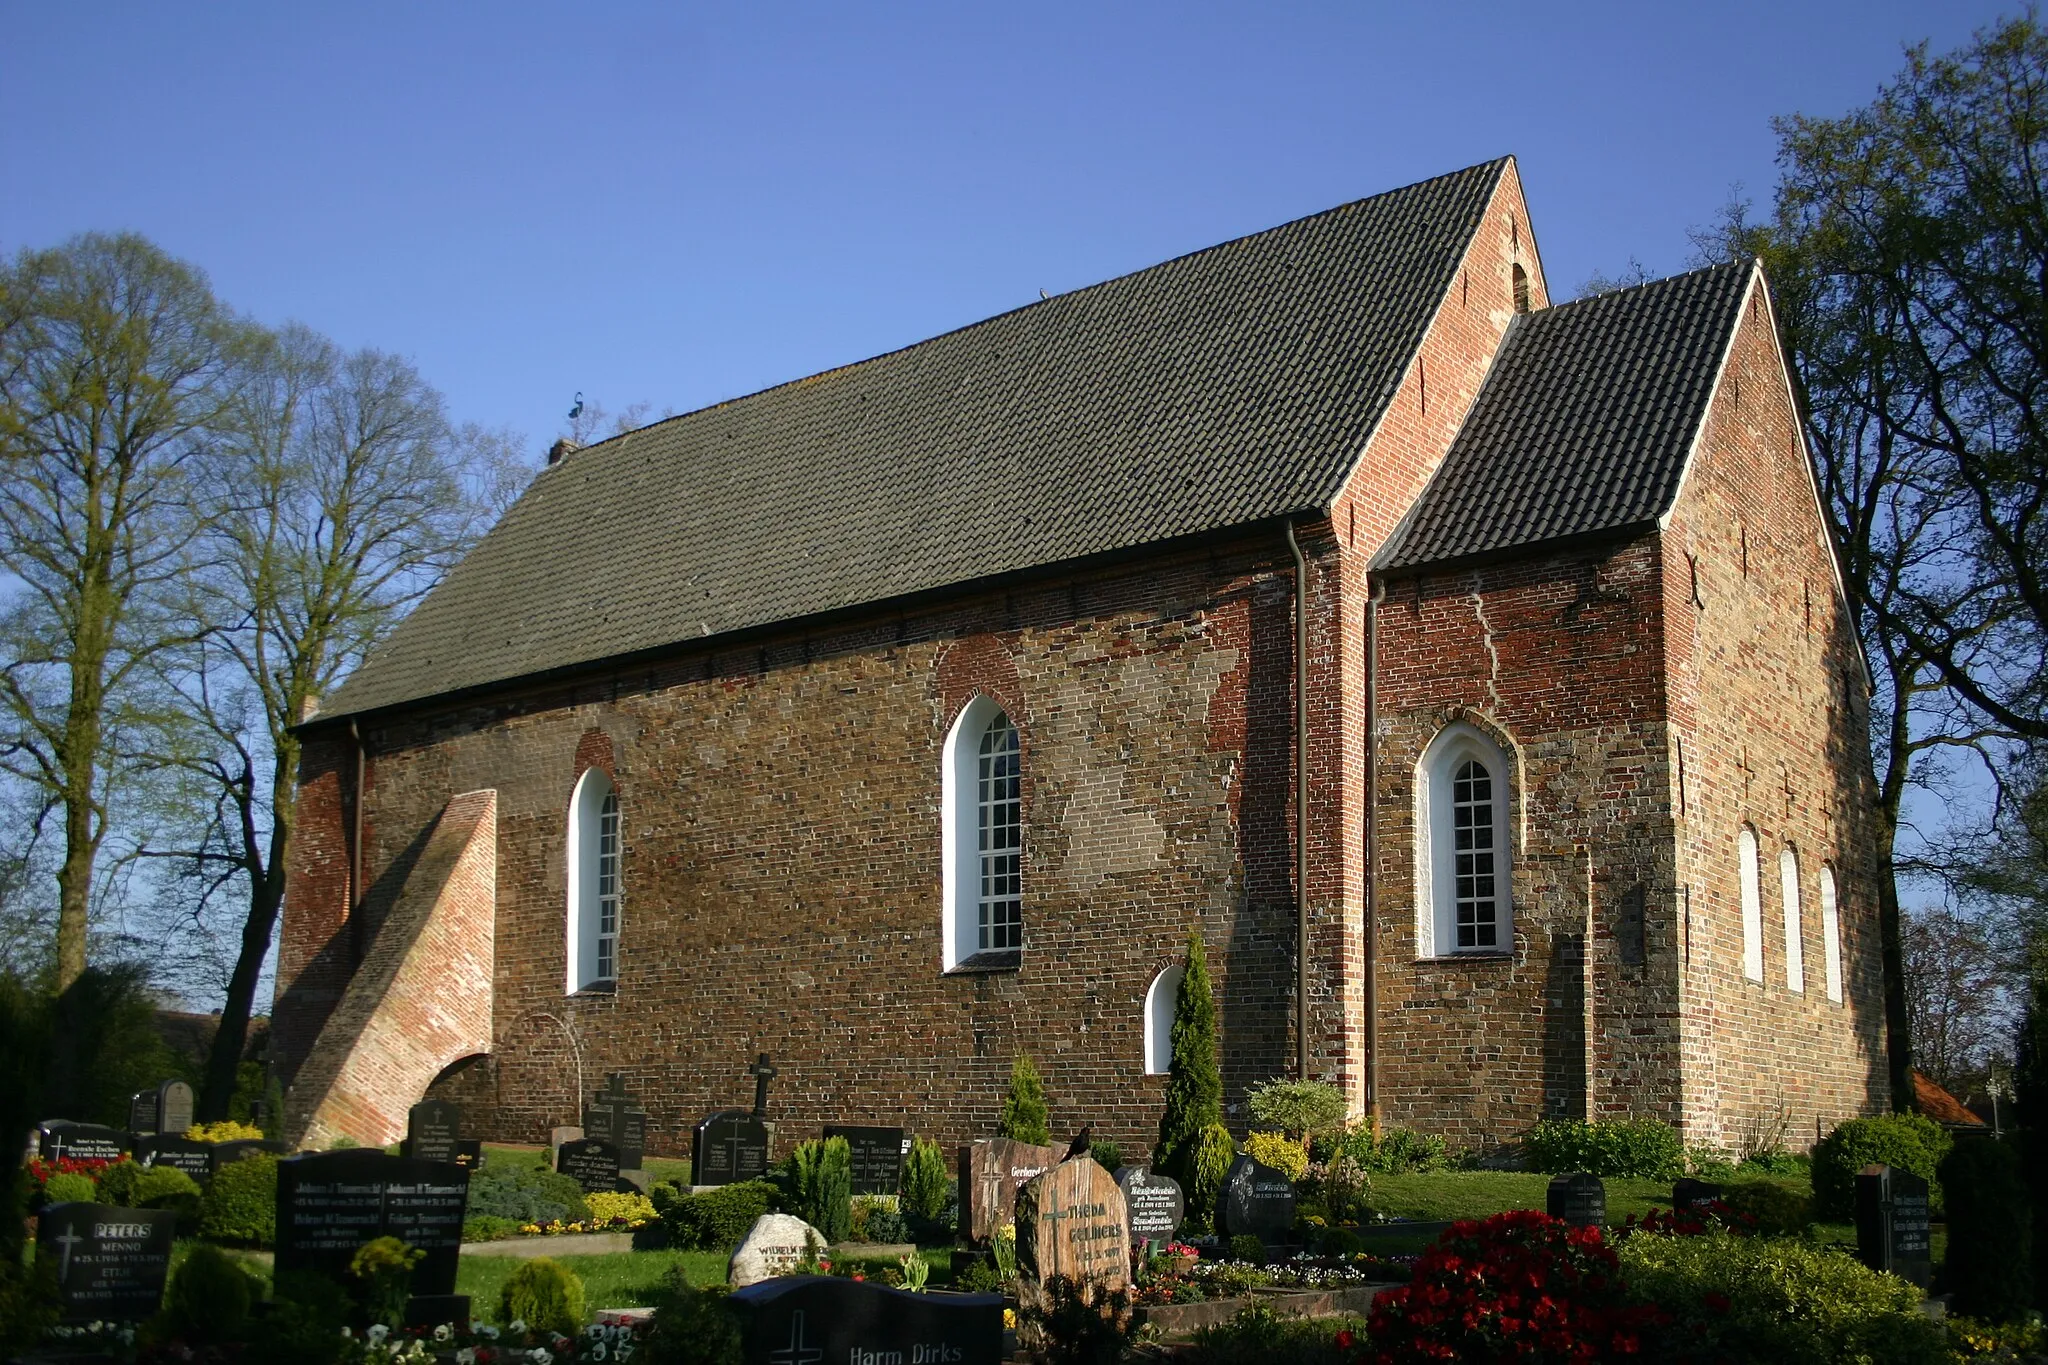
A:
[1512,264,1531,314]
[1144,964,1184,1075]
[1737,827,1763,983]
[1416,723,1513,956]
[1820,865,1844,1004]
[942,696,1024,969]
[1780,847,1805,993]
[566,768,621,993]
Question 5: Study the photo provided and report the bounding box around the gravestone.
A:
[727,1275,1003,1365]
[1671,1178,1723,1212]
[36,1202,177,1324]
[1115,1166,1185,1242]
[402,1098,462,1164]
[134,1135,214,1186]
[556,1137,623,1194]
[1546,1173,1606,1228]
[958,1137,1063,1243]
[1855,1164,1932,1288]
[824,1125,907,1196]
[583,1074,649,1172]
[1218,1155,1297,1243]
[37,1121,131,1163]
[728,1212,826,1287]
[275,1149,471,1301]
[694,1110,771,1186]
[1016,1157,1130,1330]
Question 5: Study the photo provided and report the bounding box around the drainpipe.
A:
[1365,577,1386,1120]
[349,718,367,964]
[1286,521,1312,1083]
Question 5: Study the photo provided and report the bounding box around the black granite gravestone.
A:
[824,1125,907,1196]
[134,1135,214,1186]
[37,1121,131,1163]
[275,1150,471,1299]
[694,1110,771,1186]
[556,1137,623,1194]
[1855,1164,1932,1288]
[1218,1155,1296,1242]
[1115,1166,1186,1242]
[728,1275,1004,1365]
[1546,1173,1606,1228]
[37,1202,176,1323]
[583,1075,649,1172]
[402,1099,462,1164]
[156,1080,195,1137]
[1671,1178,1723,1212]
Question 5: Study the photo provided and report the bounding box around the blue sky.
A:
[0,2,2010,456]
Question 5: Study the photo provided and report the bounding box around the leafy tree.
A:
[1153,928,1222,1184]
[999,1052,1050,1146]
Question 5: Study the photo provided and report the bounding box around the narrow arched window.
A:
[1512,264,1531,314]
[1820,865,1844,1004]
[1737,827,1763,983]
[1416,723,1513,956]
[942,696,1025,969]
[566,769,621,993]
[1144,963,1184,1075]
[1780,847,1804,993]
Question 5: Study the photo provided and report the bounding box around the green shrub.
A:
[1000,1053,1051,1145]
[464,1215,521,1242]
[464,1159,591,1226]
[657,1179,780,1250]
[1718,1178,1813,1237]
[900,1138,951,1235]
[1089,1138,1123,1175]
[199,1152,277,1244]
[1188,1302,1369,1365]
[1188,1122,1235,1232]
[784,1137,853,1243]
[156,1242,256,1343]
[639,1268,741,1365]
[41,1172,95,1204]
[1810,1114,1952,1221]
[1523,1116,1685,1179]
[499,1256,585,1338]
[1154,930,1222,1188]
[1618,1230,1948,1365]
[1940,1138,2033,1322]
[1246,1079,1348,1139]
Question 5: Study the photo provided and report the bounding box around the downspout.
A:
[1286,521,1311,1082]
[1365,576,1386,1121]
[349,718,367,965]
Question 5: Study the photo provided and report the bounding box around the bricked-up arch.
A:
[566,767,621,993]
[1144,963,1184,1074]
[942,695,1025,970]
[1414,721,1516,958]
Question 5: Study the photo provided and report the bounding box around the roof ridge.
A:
[551,158,1515,462]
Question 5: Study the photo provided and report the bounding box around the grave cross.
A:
[748,1053,777,1118]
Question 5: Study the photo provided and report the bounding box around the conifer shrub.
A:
[900,1138,951,1235]
[198,1152,277,1244]
[1811,1113,1952,1221]
[499,1256,586,1338]
[1000,1053,1051,1145]
[1154,930,1222,1192]
[155,1243,257,1344]
[1940,1137,2033,1322]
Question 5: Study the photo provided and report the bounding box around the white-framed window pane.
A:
[1780,847,1804,993]
[596,788,620,982]
[1452,759,1498,949]
[1739,828,1764,982]
[977,716,1022,951]
[1821,866,1844,1004]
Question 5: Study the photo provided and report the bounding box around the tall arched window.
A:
[1144,964,1185,1075]
[1416,723,1513,957]
[1737,827,1764,983]
[1820,865,1844,1004]
[1780,847,1805,993]
[942,696,1024,969]
[566,768,621,993]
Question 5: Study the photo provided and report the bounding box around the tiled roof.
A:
[1374,261,1756,574]
[323,160,1507,720]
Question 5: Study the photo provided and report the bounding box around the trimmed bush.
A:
[1811,1113,1952,1221]
[1243,1131,1308,1182]
[499,1256,585,1338]
[1246,1079,1348,1139]
[199,1153,277,1245]
[1524,1117,1685,1179]
[41,1172,95,1205]
[1618,1229,1948,1365]
[655,1179,780,1250]
[156,1243,256,1343]
[900,1138,951,1235]
[999,1054,1051,1145]
[464,1160,591,1227]
[1940,1138,2033,1322]
[785,1136,853,1243]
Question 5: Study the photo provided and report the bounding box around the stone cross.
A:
[748,1053,777,1118]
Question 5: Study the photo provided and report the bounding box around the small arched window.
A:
[566,768,621,993]
[942,696,1024,969]
[1819,865,1844,1004]
[1512,264,1531,314]
[1144,963,1185,1075]
[1416,723,1513,956]
[1780,847,1805,993]
[1737,827,1764,983]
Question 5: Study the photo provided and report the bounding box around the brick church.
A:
[274,157,1885,1161]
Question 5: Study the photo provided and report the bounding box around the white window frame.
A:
[1415,722,1513,957]
[1144,964,1184,1075]
[942,696,1023,969]
[1738,826,1764,983]
[1820,865,1844,1004]
[1780,846,1805,993]
[566,768,621,993]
